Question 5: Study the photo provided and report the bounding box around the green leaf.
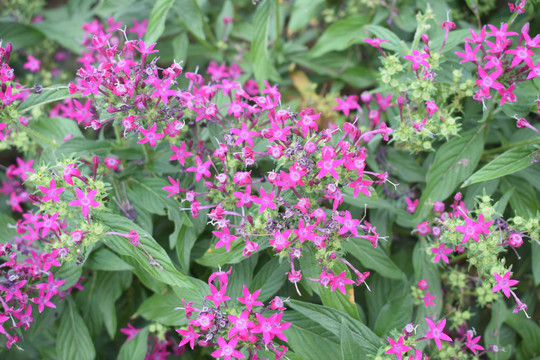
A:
[464,145,539,186]
[287,300,381,356]
[32,20,84,54]
[344,240,403,280]
[117,326,150,360]
[27,117,83,150]
[309,15,368,57]
[415,125,486,223]
[55,137,113,158]
[250,257,289,302]
[18,87,79,114]
[54,260,83,291]
[505,313,540,359]
[283,310,341,360]
[288,0,325,33]
[0,213,17,244]
[99,214,194,289]
[386,148,425,183]
[340,320,364,360]
[196,238,254,267]
[533,245,540,286]
[56,301,96,360]
[251,0,272,85]
[373,281,413,336]
[0,20,44,51]
[363,24,406,53]
[144,0,175,44]
[412,241,442,323]
[484,300,514,360]
[137,288,186,326]
[86,248,133,272]
[173,0,208,41]
[500,176,540,216]
[175,223,198,272]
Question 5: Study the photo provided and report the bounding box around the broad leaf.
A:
[344,240,403,280]
[250,0,272,84]
[56,301,96,360]
[85,248,134,272]
[250,257,289,302]
[144,0,175,44]
[18,86,79,114]
[137,288,187,326]
[309,15,368,57]
[464,145,539,186]
[117,326,150,360]
[415,125,486,222]
[173,0,208,41]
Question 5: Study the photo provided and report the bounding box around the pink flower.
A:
[23,55,41,72]
[334,210,359,236]
[213,227,237,252]
[170,142,193,166]
[405,197,418,213]
[454,217,482,243]
[38,178,65,202]
[422,290,436,308]
[176,324,200,350]
[210,337,245,360]
[63,163,81,185]
[138,123,164,147]
[252,186,276,213]
[270,230,292,252]
[68,188,101,217]
[465,331,484,355]
[228,310,254,339]
[385,336,411,360]
[186,156,212,182]
[128,19,148,38]
[120,323,141,341]
[330,271,355,295]
[332,95,360,116]
[237,286,264,312]
[424,318,452,350]
[162,176,181,198]
[204,284,231,308]
[404,50,430,70]
[492,270,519,298]
[430,243,453,264]
[417,279,428,290]
[230,122,258,147]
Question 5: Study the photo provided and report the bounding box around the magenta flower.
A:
[230,122,258,147]
[492,271,519,298]
[455,42,480,64]
[128,18,148,38]
[385,335,411,360]
[23,55,41,72]
[404,50,430,70]
[465,331,484,355]
[237,286,264,312]
[332,95,360,116]
[405,197,418,213]
[252,186,276,213]
[270,230,292,251]
[422,290,436,308]
[170,142,193,166]
[455,217,482,243]
[162,176,180,198]
[68,188,101,217]
[205,284,231,308]
[210,337,245,360]
[213,227,237,252]
[120,323,141,341]
[476,66,504,91]
[176,324,200,350]
[347,178,373,198]
[430,243,453,264]
[253,312,290,345]
[228,310,254,339]
[138,123,164,147]
[38,178,65,202]
[424,318,452,350]
[334,210,359,236]
[186,156,212,182]
[330,271,355,295]
[63,163,81,185]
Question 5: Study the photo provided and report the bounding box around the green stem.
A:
[482,139,540,156]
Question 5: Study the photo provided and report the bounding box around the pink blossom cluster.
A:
[455,22,540,109]
[176,267,290,359]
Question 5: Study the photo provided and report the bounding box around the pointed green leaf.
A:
[309,15,368,57]
[344,240,403,280]
[117,326,150,360]
[57,302,96,360]
[464,145,539,186]
[144,0,176,44]
[18,86,79,114]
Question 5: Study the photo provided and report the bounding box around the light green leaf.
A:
[533,245,540,286]
[341,320,364,360]
[0,20,44,51]
[415,125,486,223]
[500,176,540,216]
[364,24,406,53]
[250,257,289,302]
[137,288,187,326]
[57,301,96,360]
[117,326,150,360]
[86,248,133,272]
[250,0,272,84]
[344,240,403,280]
[173,0,208,41]
[309,15,368,57]
[27,117,83,150]
[412,241,442,324]
[0,213,17,245]
[99,214,194,289]
[319,262,360,320]
[18,86,79,114]
[464,145,539,186]
[144,0,175,44]
[287,300,381,356]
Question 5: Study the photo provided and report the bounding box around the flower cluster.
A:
[176,268,291,359]
[415,193,539,315]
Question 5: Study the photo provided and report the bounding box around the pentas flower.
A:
[385,336,411,360]
[128,18,148,38]
[476,67,504,91]
[23,55,40,72]
[187,156,212,182]
[162,177,181,198]
[330,271,355,295]
[334,210,359,236]
[177,324,200,350]
[253,312,290,345]
[333,95,360,116]
[237,286,264,311]
[455,42,480,63]
[455,217,482,243]
[270,230,292,252]
[404,50,430,71]
[297,111,320,136]
[228,310,255,339]
[120,323,141,342]
[68,188,101,217]
[170,142,193,166]
[211,337,245,360]
[492,270,519,298]
[430,243,453,264]
[465,331,484,355]
[230,123,258,147]
[422,291,436,308]
[424,318,452,350]
[252,187,276,213]
[213,227,237,252]
[405,197,418,213]
[138,123,164,147]
[63,163,81,185]
[38,178,65,202]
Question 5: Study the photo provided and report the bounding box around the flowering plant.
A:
[0,0,539,359]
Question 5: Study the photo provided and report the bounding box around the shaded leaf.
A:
[250,0,272,84]
[144,0,176,44]
[415,126,486,223]
[250,257,289,302]
[464,145,539,186]
[57,301,96,360]
[309,15,368,57]
[117,326,150,360]
[344,240,403,280]
[86,248,134,272]
[18,87,79,114]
